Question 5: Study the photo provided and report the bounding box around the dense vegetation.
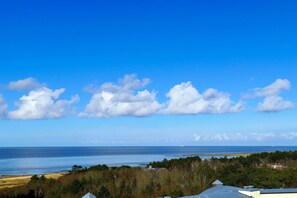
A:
[1,151,297,198]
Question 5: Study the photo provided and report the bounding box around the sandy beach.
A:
[0,173,66,190]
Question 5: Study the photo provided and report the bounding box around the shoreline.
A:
[196,152,252,157]
[0,152,252,189]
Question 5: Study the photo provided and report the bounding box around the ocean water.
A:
[0,146,296,176]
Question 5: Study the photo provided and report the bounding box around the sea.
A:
[0,146,297,176]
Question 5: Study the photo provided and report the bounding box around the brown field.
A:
[0,173,65,190]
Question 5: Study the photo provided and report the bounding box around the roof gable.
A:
[82,192,96,198]
[212,179,223,185]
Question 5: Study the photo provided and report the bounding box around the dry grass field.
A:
[0,173,65,190]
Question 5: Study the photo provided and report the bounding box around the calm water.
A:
[0,146,296,176]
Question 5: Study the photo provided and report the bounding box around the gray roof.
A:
[180,186,251,198]
[212,179,223,185]
[260,188,297,194]
[82,192,96,198]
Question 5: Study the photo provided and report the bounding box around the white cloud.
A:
[258,95,294,112]
[244,79,293,112]
[194,133,243,142]
[7,77,45,91]
[164,82,243,114]
[193,134,201,141]
[80,74,161,118]
[8,87,79,120]
[0,95,7,119]
[210,133,231,141]
[280,132,297,140]
[244,79,290,98]
[193,132,297,143]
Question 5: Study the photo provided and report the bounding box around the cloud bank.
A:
[0,76,294,120]
[193,132,297,143]
[81,76,244,117]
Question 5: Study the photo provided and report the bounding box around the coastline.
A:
[0,152,252,190]
[197,153,252,157]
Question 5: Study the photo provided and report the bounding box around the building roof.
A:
[260,188,297,194]
[212,179,223,185]
[180,186,251,198]
[180,185,297,198]
[82,192,96,198]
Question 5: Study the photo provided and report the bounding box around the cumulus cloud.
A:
[8,87,79,120]
[0,95,7,119]
[164,82,243,114]
[244,79,293,112]
[80,74,161,118]
[258,95,294,112]
[244,79,291,98]
[7,77,45,91]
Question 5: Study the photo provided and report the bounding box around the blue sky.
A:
[0,0,297,146]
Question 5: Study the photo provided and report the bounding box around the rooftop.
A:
[179,179,297,198]
[180,185,250,198]
[82,192,96,198]
[212,179,223,186]
[260,188,297,194]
